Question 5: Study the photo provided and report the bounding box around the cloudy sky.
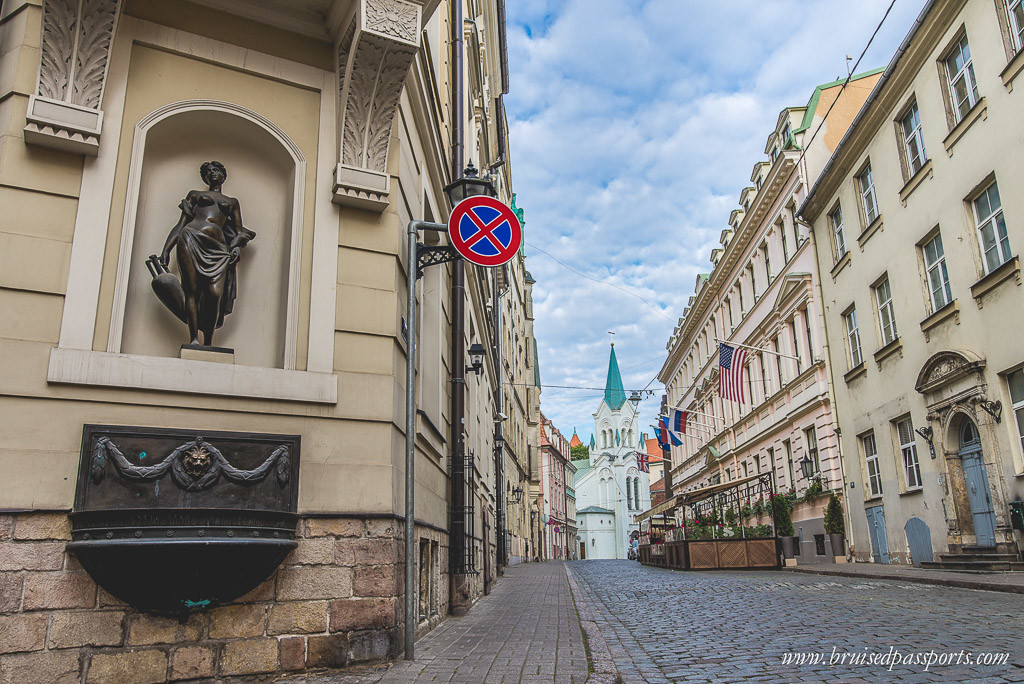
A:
[504,0,925,445]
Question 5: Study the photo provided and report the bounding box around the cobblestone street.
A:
[569,560,1024,683]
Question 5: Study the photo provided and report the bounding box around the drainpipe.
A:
[494,268,506,572]
[448,0,470,616]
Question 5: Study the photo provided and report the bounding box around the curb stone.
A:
[783,566,1024,594]
[564,564,623,684]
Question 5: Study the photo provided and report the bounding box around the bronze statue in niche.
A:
[146,161,255,348]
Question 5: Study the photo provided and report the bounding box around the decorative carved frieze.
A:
[333,0,424,211]
[914,350,986,395]
[24,0,122,155]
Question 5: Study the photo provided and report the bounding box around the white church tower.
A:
[573,344,651,559]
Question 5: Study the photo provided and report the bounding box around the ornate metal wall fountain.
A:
[69,425,300,615]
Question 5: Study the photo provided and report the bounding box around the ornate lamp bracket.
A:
[416,244,457,278]
[333,0,428,211]
[977,397,1003,423]
[24,0,123,156]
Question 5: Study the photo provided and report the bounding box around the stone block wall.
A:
[0,512,446,682]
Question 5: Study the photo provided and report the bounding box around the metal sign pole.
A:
[404,220,447,661]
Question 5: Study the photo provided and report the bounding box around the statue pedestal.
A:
[180,344,235,364]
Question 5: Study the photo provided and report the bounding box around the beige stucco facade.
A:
[800,0,1024,564]
[0,0,539,678]
[658,72,880,563]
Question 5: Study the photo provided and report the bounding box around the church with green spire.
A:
[572,343,651,560]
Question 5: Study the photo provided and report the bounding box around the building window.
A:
[805,425,820,475]
[858,164,879,225]
[762,242,772,283]
[784,440,795,489]
[862,432,883,497]
[896,417,922,491]
[900,101,927,175]
[779,220,790,263]
[830,204,847,259]
[922,233,952,312]
[1008,368,1024,455]
[803,308,815,362]
[626,477,633,510]
[781,122,793,148]
[759,352,769,398]
[973,180,1012,274]
[844,307,863,368]
[634,478,640,509]
[770,145,779,163]
[945,34,979,123]
[774,336,784,386]
[747,264,757,299]
[1009,0,1024,52]
[874,277,898,346]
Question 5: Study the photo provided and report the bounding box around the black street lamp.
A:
[443,161,497,205]
[799,454,816,480]
[466,343,485,374]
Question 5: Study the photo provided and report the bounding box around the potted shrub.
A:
[824,491,846,558]
[773,494,796,559]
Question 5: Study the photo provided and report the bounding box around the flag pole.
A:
[715,337,800,361]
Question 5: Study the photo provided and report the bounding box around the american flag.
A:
[718,343,748,403]
[636,451,650,473]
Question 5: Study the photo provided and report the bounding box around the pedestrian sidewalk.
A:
[786,561,1024,593]
[278,561,590,684]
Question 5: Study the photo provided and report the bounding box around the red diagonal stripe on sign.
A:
[463,209,508,251]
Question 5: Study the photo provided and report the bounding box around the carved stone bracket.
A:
[333,0,425,211]
[24,0,123,155]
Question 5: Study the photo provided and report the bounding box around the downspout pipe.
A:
[449,0,468,614]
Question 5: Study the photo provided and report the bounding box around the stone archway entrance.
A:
[957,419,997,547]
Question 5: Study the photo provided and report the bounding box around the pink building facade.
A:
[658,73,883,564]
[540,414,574,560]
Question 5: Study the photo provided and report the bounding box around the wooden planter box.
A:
[686,538,779,569]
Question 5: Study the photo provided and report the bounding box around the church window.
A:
[615,430,620,446]
[633,478,640,509]
[626,477,633,509]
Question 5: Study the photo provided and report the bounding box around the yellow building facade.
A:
[0,0,538,678]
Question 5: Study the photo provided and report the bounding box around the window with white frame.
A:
[900,101,927,175]
[945,34,979,122]
[626,477,633,509]
[830,204,847,259]
[922,233,952,312]
[781,122,793,148]
[761,242,772,282]
[973,180,1012,274]
[844,307,863,368]
[1008,368,1024,456]
[896,417,922,490]
[858,164,879,224]
[874,277,898,346]
[862,432,883,497]
[1009,0,1024,52]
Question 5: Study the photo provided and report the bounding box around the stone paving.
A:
[282,561,589,684]
[568,560,1024,683]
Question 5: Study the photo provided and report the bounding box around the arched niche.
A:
[110,101,305,369]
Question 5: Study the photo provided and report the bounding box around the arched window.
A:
[615,429,620,446]
[626,477,633,509]
[634,478,640,509]
[960,418,980,447]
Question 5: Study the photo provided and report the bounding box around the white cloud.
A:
[507,0,925,439]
